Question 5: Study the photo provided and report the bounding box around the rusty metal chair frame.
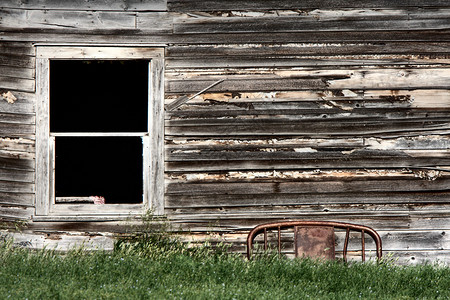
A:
[247,221,382,262]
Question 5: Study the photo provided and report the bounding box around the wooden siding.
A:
[0,41,36,220]
[167,0,450,11]
[0,0,449,263]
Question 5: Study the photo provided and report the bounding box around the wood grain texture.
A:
[0,8,136,30]
[149,56,165,215]
[0,180,34,193]
[167,203,450,216]
[168,0,450,11]
[0,42,35,56]
[0,168,34,183]
[0,91,35,114]
[166,177,450,196]
[166,68,450,94]
[0,191,34,206]
[0,76,35,93]
[36,46,165,59]
[2,29,449,44]
[35,58,50,216]
[173,10,450,34]
[167,43,450,58]
[167,214,450,232]
[181,229,450,250]
[165,136,450,151]
[1,0,167,11]
[166,56,450,69]
[2,231,115,251]
[165,191,450,208]
[0,205,34,220]
[0,66,35,80]
[0,156,34,171]
[0,53,35,69]
[164,158,449,172]
[0,137,35,153]
[165,89,450,109]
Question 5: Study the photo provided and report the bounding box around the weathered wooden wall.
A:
[1,0,449,264]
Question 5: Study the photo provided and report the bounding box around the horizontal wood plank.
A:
[2,29,450,44]
[0,113,35,125]
[165,89,450,109]
[200,230,450,253]
[166,177,450,195]
[168,0,450,11]
[1,0,167,11]
[0,76,35,93]
[0,91,35,114]
[165,191,450,208]
[167,214,450,231]
[136,12,173,33]
[166,148,450,163]
[174,14,450,34]
[0,205,33,220]
[167,109,448,120]
[165,122,450,138]
[0,66,35,80]
[166,169,446,182]
[0,191,34,207]
[36,46,164,59]
[166,136,450,152]
[167,203,450,216]
[0,138,35,153]
[0,42,35,56]
[167,78,328,93]
[167,56,450,69]
[167,43,450,58]
[0,8,136,31]
[166,160,450,172]
[175,8,450,22]
[0,148,34,160]
[166,68,450,94]
[0,53,35,69]
[0,180,34,193]
[0,157,35,171]
[390,250,450,265]
[0,168,34,183]
[0,123,36,136]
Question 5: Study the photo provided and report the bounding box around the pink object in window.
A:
[89,196,105,205]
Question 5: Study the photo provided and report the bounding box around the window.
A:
[35,47,164,219]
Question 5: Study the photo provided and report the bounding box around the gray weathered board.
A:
[0,0,449,263]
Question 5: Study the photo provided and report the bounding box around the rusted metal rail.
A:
[247,221,382,262]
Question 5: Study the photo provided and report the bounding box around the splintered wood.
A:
[1,91,17,104]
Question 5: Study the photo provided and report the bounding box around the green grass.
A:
[1,238,450,299]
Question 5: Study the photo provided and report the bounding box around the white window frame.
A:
[35,46,164,219]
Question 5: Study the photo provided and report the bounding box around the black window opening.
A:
[50,60,149,204]
[54,137,143,204]
[50,60,148,133]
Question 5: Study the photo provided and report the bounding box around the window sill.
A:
[32,214,141,222]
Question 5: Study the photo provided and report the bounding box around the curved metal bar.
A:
[247,220,382,261]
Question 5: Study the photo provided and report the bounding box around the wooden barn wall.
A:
[0,0,449,263]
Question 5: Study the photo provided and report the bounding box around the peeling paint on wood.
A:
[1,91,17,104]
[167,169,418,182]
